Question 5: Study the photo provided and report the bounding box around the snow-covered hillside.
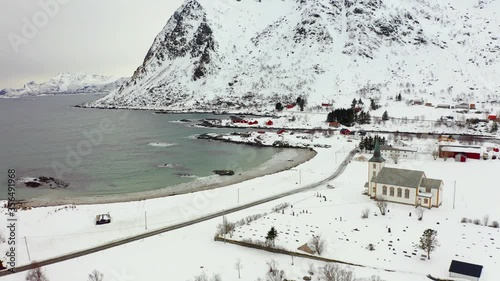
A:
[0,73,127,98]
[85,0,500,111]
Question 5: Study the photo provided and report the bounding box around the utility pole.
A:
[299,170,302,185]
[145,211,148,230]
[24,237,31,261]
[453,181,456,209]
[291,255,294,265]
[223,213,226,244]
[238,188,240,204]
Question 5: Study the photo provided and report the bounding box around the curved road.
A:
[0,148,359,276]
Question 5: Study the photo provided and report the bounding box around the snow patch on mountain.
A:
[0,73,127,98]
[85,0,500,111]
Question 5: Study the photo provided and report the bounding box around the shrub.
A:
[491,221,499,228]
[461,217,468,223]
[473,219,481,225]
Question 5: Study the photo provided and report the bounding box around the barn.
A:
[449,260,483,281]
[488,114,497,121]
[439,145,482,160]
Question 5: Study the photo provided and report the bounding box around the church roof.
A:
[373,167,424,188]
[421,178,443,189]
[369,140,385,163]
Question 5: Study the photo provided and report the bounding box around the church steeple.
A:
[369,139,385,163]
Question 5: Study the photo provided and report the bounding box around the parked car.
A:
[96,213,111,225]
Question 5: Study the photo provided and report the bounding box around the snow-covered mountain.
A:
[0,73,127,98]
[85,0,500,111]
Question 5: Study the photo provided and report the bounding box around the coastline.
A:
[23,148,317,208]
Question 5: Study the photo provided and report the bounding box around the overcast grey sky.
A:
[0,0,184,88]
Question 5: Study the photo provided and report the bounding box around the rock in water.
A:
[213,170,235,176]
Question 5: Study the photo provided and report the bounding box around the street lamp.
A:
[290,168,301,185]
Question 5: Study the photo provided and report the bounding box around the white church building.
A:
[364,141,444,209]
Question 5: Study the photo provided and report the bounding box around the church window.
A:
[390,187,395,196]
[382,186,387,195]
[397,188,402,197]
[405,189,410,199]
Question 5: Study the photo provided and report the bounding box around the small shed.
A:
[297,243,315,254]
[469,104,476,109]
[286,104,295,109]
[266,120,274,126]
[488,114,497,121]
[449,260,483,281]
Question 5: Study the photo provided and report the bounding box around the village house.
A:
[380,145,418,160]
[455,103,470,110]
[436,104,451,109]
[364,142,444,208]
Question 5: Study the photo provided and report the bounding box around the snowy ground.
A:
[224,155,500,280]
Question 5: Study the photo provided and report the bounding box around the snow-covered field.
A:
[224,155,500,280]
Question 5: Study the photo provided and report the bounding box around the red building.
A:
[488,115,497,121]
[439,145,482,160]
[286,104,296,109]
[266,120,274,126]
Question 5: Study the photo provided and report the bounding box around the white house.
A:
[364,142,444,208]
[380,145,418,160]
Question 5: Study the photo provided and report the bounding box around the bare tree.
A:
[321,264,355,281]
[375,196,388,216]
[419,229,439,259]
[432,150,439,160]
[361,208,370,219]
[310,235,326,255]
[415,206,424,221]
[88,270,103,281]
[234,259,243,279]
[211,274,222,281]
[265,260,285,281]
[216,217,236,237]
[194,272,208,281]
[483,215,490,226]
[25,264,49,281]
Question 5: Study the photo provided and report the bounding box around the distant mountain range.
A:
[82,0,500,112]
[0,73,127,98]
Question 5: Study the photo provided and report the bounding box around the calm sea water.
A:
[0,94,279,200]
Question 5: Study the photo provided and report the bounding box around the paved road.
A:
[0,148,359,276]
